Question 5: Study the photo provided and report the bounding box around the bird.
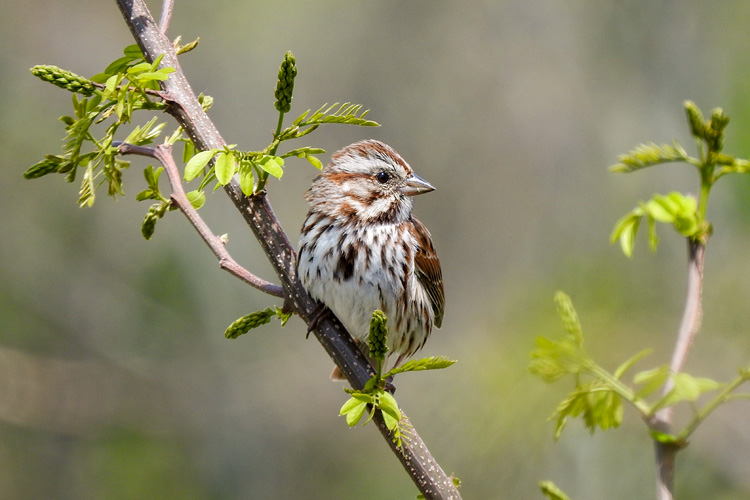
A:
[296,139,444,378]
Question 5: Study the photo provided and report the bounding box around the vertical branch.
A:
[651,238,705,500]
[665,239,705,397]
[114,1,460,498]
[158,0,174,32]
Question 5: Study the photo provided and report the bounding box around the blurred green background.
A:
[3,1,750,499]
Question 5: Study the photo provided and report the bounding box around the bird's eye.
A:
[375,171,390,183]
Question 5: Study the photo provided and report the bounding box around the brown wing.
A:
[411,217,445,328]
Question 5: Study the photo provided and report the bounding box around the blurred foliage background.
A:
[3,1,750,499]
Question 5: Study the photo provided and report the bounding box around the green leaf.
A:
[123,43,143,58]
[554,291,583,343]
[184,149,217,182]
[633,365,670,399]
[281,146,326,158]
[176,37,200,55]
[613,348,652,380]
[142,164,162,187]
[609,141,691,173]
[550,382,623,439]
[215,151,236,185]
[274,306,293,327]
[306,155,323,170]
[123,117,165,146]
[646,197,676,223]
[349,392,374,404]
[381,408,399,431]
[385,356,456,377]
[646,192,699,237]
[529,336,586,383]
[238,161,255,196]
[185,190,205,210]
[127,62,152,74]
[550,390,588,439]
[105,74,119,93]
[647,215,659,252]
[300,102,380,127]
[135,189,156,202]
[339,396,365,414]
[258,155,284,179]
[78,165,96,207]
[540,480,573,500]
[658,373,723,408]
[610,214,640,257]
[132,68,174,82]
[340,398,368,427]
[378,392,402,422]
[591,389,623,431]
[182,140,196,164]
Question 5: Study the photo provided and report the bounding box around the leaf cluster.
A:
[26,46,380,242]
[179,52,379,195]
[530,293,728,441]
[608,101,750,256]
[26,45,172,207]
[338,311,456,449]
[611,191,704,257]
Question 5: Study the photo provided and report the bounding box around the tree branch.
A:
[116,141,284,297]
[114,1,460,498]
[651,238,705,500]
[158,0,174,33]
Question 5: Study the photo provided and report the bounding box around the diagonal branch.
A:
[116,141,283,297]
[114,1,460,498]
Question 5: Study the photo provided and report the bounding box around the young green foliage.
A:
[141,202,169,240]
[177,51,379,195]
[539,480,573,500]
[27,45,381,239]
[535,100,750,498]
[532,294,729,443]
[609,101,750,257]
[26,45,171,209]
[610,192,702,257]
[339,311,455,449]
[30,65,97,96]
[274,51,297,114]
[224,307,292,339]
[530,292,656,439]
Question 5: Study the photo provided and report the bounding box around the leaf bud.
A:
[225,308,275,339]
[274,51,297,113]
[684,100,705,140]
[23,156,65,179]
[30,65,96,96]
[368,310,389,361]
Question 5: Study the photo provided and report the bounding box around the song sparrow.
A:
[297,140,444,376]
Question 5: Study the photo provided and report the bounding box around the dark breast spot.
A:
[334,244,356,281]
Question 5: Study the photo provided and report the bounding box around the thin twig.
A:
[117,141,283,297]
[158,0,174,33]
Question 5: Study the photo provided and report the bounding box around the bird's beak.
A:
[401,174,435,196]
